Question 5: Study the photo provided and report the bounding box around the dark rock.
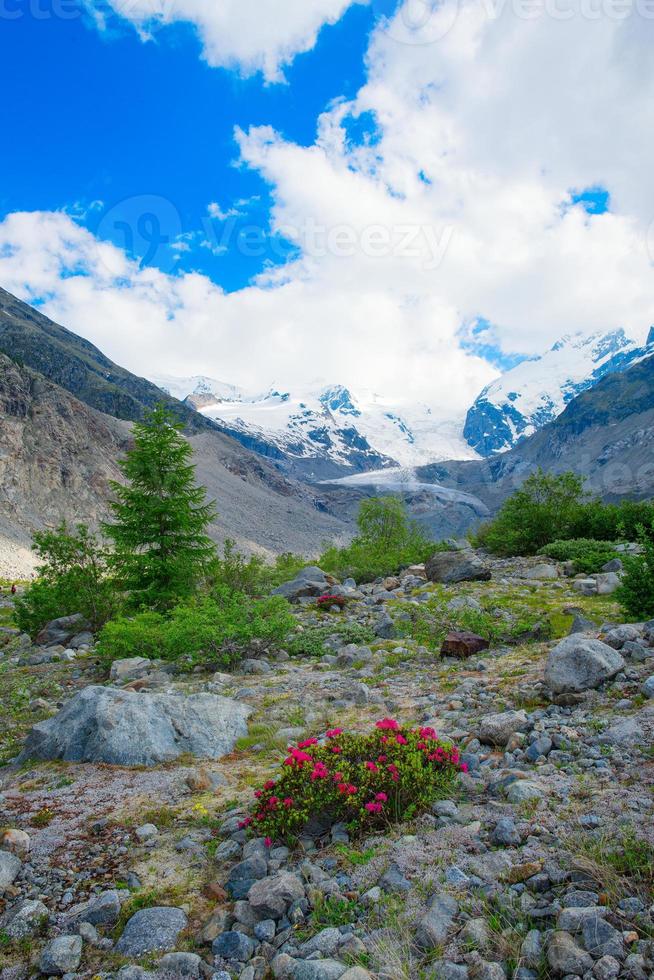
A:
[36,613,91,647]
[441,632,490,658]
[426,551,491,584]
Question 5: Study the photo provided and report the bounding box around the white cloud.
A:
[87,0,367,80]
[3,2,654,420]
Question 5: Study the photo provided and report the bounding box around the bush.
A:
[617,521,654,619]
[285,623,376,658]
[539,539,620,575]
[319,496,441,583]
[97,589,295,670]
[14,524,119,638]
[241,719,464,844]
[396,595,548,651]
[474,470,587,556]
[208,541,310,596]
[569,499,654,542]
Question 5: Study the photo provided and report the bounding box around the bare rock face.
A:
[19,686,252,767]
[425,551,491,584]
[544,636,625,694]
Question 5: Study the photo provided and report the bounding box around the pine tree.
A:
[104,404,216,608]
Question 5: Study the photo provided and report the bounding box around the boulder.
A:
[115,907,188,957]
[544,636,625,694]
[0,850,21,894]
[0,899,49,939]
[426,552,491,584]
[247,872,305,920]
[523,563,558,580]
[594,572,621,595]
[478,709,529,746]
[39,935,83,975]
[20,686,251,766]
[441,631,490,658]
[36,613,91,647]
[547,931,593,975]
[272,567,331,601]
[415,893,459,949]
[109,657,154,682]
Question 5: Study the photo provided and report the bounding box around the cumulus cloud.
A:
[3,2,654,415]
[86,0,367,80]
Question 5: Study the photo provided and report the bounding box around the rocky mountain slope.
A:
[0,553,652,978]
[152,376,478,481]
[418,350,654,516]
[0,292,353,576]
[465,329,654,457]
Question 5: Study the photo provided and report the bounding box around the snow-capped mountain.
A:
[464,328,654,456]
[151,376,478,481]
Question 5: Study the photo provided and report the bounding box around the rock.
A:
[0,849,21,893]
[602,558,623,573]
[110,657,154,682]
[340,970,374,980]
[272,567,330,601]
[547,931,593,975]
[415,892,459,949]
[20,686,251,766]
[0,899,49,939]
[374,611,396,639]
[592,955,621,979]
[506,781,543,804]
[136,823,159,841]
[247,872,305,920]
[466,953,506,980]
[441,632,490,658]
[581,917,625,960]
[426,551,491,584]
[159,952,202,976]
[69,630,94,648]
[594,572,621,595]
[521,930,543,968]
[544,636,625,694]
[573,578,599,596]
[478,709,529,746]
[299,926,342,957]
[292,960,349,980]
[0,829,30,855]
[212,930,255,961]
[641,676,654,699]
[568,613,598,635]
[524,563,558,580]
[602,626,640,649]
[80,889,122,926]
[39,935,83,975]
[492,816,521,846]
[115,906,188,956]
[447,596,483,613]
[36,613,91,647]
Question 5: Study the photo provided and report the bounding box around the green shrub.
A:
[14,524,119,638]
[474,470,587,556]
[617,521,654,619]
[539,539,620,575]
[207,541,311,596]
[286,623,376,658]
[241,719,464,844]
[97,589,295,670]
[319,496,442,583]
[569,499,654,542]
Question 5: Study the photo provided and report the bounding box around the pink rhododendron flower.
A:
[419,727,437,740]
[298,738,318,749]
[265,836,272,847]
[326,729,343,738]
[365,801,383,813]
[365,761,378,772]
[376,719,400,731]
[396,734,408,745]
[375,792,388,802]
[283,798,294,808]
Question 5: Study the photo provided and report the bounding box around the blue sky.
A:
[0,2,374,290]
[0,1,651,408]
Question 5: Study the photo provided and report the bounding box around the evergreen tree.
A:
[104,405,216,607]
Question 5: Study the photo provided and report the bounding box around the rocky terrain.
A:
[1,550,653,979]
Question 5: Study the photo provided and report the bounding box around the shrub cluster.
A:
[285,622,376,658]
[616,520,654,619]
[475,469,654,557]
[538,539,620,575]
[319,496,442,583]
[316,594,347,610]
[240,719,464,844]
[96,589,295,670]
[397,595,548,651]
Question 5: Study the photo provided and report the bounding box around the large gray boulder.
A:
[0,850,22,894]
[272,566,331,601]
[115,907,187,957]
[544,636,625,694]
[20,686,251,766]
[425,551,491,584]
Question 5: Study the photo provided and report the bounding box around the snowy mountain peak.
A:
[464,328,653,456]
[319,385,361,417]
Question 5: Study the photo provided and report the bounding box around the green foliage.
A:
[97,589,295,670]
[617,521,654,619]
[104,404,216,609]
[539,538,619,575]
[396,594,548,652]
[14,523,118,637]
[286,622,376,658]
[319,496,441,583]
[207,540,309,596]
[242,720,463,844]
[569,499,654,542]
[475,470,587,556]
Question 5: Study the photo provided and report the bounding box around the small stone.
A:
[254,919,276,942]
[479,710,529,746]
[492,817,521,846]
[415,893,459,949]
[158,952,202,976]
[135,822,159,841]
[292,961,349,980]
[0,899,49,939]
[39,935,83,976]
[81,889,121,926]
[0,850,21,893]
[212,930,255,962]
[247,872,305,920]
[115,906,188,957]
[641,676,654,699]
[592,955,621,979]
[520,930,543,968]
[547,930,593,975]
[581,916,625,960]
[506,781,543,804]
[0,829,31,856]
